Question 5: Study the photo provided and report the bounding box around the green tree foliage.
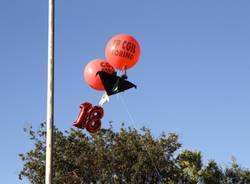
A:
[224,158,250,184]
[202,160,224,184]
[19,123,250,184]
[176,150,203,183]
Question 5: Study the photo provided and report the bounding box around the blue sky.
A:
[0,0,250,183]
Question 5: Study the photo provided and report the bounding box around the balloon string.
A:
[116,94,162,180]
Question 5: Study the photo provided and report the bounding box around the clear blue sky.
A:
[0,0,249,183]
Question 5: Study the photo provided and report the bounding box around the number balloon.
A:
[73,102,104,133]
[84,59,115,90]
[105,34,141,70]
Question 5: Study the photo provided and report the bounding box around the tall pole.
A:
[46,0,55,184]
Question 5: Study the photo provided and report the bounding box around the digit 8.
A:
[86,106,104,133]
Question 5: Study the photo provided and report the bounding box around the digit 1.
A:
[73,102,92,129]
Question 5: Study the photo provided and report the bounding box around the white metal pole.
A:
[46,0,55,183]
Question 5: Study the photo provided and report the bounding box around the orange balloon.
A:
[105,34,141,70]
[84,59,114,91]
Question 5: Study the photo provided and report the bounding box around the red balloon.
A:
[105,34,141,70]
[84,59,114,91]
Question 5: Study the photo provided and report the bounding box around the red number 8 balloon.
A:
[86,106,104,133]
